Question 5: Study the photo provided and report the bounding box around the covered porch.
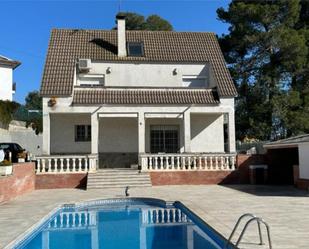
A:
[37,105,236,173]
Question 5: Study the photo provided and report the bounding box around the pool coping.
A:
[4,197,237,249]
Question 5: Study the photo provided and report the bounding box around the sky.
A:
[0,0,231,104]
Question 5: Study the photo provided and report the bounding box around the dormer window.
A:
[127,42,144,57]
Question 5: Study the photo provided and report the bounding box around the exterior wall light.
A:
[173,68,178,75]
[48,97,57,107]
[106,67,112,74]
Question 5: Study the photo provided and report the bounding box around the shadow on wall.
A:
[190,114,221,140]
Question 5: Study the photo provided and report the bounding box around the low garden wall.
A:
[0,162,35,203]
[150,154,266,185]
[36,173,87,189]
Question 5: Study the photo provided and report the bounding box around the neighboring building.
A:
[0,55,20,101]
[39,15,237,171]
[264,134,309,189]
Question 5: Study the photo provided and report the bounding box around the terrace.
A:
[1,185,308,249]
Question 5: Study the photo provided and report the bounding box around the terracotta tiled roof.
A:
[72,88,220,105]
[40,29,237,97]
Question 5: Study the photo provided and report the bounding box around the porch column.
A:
[138,112,145,153]
[91,112,99,154]
[183,111,191,152]
[42,113,50,155]
[227,111,236,152]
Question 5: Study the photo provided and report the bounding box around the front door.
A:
[150,125,179,153]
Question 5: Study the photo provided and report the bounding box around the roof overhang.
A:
[0,60,21,69]
[264,143,299,150]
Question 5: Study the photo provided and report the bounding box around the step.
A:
[88,182,151,186]
[87,182,152,187]
[87,169,152,189]
[87,184,152,189]
[88,175,149,179]
[88,172,148,176]
[88,180,151,184]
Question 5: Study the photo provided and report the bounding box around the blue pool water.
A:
[13,198,233,249]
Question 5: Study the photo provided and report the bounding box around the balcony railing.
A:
[35,154,97,174]
[140,153,236,171]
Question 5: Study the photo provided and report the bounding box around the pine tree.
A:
[217,0,308,140]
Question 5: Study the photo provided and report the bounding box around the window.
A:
[150,125,179,153]
[127,42,144,57]
[77,74,104,86]
[182,75,207,88]
[75,125,91,142]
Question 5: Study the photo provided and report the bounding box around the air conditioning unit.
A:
[78,59,91,71]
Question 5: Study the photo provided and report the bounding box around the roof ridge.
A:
[51,28,216,35]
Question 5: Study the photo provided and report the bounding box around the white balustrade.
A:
[47,210,96,230]
[142,208,190,225]
[35,155,98,174]
[140,153,236,172]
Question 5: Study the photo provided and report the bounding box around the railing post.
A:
[140,155,148,172]
[36,159,41,173]
[72,158,76,172]
[89,155,97,172]
[84,158,88,171]
[171,156,175,170]
[149,156,153,170]
[193,156,197,170]
[154,156,158,170]
[231,156,236,170]
[209,156,213,170]
[48,159,52,173]
[60,158,64,172]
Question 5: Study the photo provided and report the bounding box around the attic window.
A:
[127,42,144,57]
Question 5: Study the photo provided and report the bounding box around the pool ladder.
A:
[225,213,272,249]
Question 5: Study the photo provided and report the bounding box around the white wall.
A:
[299,142,309,179]
[50,113,91,154]
[191,114,224,153]
[98,117,138,153]
[78,62,211,88]
[0,66,13,101]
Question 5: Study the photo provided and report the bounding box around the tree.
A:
[145,15,173,31]
[25,91,42,110]
[0,100,20,128]
[116,12,173,31]
[24,91,42,134]
[217,0,309,140]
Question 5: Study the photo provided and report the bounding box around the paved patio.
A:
[0,185,308,249]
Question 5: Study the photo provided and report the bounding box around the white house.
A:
[0,55,20,101]
[38,15,237,173]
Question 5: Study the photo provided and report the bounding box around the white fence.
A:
[140,153,236,171]
[47,211,97,229]
[142,208,191,225]
[35,155,97,174]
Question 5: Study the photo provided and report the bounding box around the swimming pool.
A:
[10,198,235,249]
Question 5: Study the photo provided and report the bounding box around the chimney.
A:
[116,14,126,57]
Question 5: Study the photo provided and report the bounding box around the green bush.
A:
[0,100,20,128]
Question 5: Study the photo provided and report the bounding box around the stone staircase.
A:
[87,169,152,189]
